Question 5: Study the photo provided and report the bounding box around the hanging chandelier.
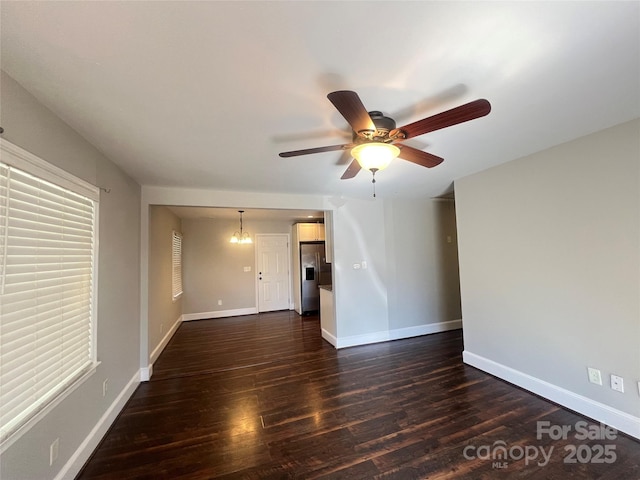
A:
[230,210,252,244]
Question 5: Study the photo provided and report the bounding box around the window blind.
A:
[172,231,183,300]
[0,160,97,443]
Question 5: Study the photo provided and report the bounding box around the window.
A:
[0,141,99,446]
[172,231,183,300]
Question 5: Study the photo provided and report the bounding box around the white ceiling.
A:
[1,1,638,199]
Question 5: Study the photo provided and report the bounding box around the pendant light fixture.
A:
[230,210,252,244]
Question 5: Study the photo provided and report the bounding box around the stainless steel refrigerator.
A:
[300,242,332,314]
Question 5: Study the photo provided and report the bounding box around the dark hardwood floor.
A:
[77,311,640,479]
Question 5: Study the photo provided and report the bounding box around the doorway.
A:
[255,234,291,312]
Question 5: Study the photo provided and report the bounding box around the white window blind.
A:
[0,154,97,444]
[172,231,183,300]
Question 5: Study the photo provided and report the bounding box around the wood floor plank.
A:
[77,311,640,479]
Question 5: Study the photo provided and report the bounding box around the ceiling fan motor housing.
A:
[354,111,398,143]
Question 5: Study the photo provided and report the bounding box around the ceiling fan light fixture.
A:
[351,143,400,172]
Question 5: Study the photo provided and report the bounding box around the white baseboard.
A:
[55,370,140,480]
[150,315,182,364]
[389,319,462,341]
[463,351,640,440]
[140,315,183,382]
[142,309,261,382]
[321,328,337,347]
[140,364,153,382]
[336,319,462,349]
[182,307,258,321]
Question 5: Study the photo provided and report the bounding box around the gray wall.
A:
[333,198,390,337]
[182,218,293,315]
[0,71,141,479]
[385,198,461,329]
[331,196,462,342]
[148,206,182,358]
[456,119,639,418]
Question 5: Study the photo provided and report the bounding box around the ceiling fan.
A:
[279,90,491,193]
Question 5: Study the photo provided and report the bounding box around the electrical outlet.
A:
[102,378,108,397]
[610,374,624,393]
[361,261,367,269]
[218,299,222,306]
[587,367,602,385]
[49,438,59,465]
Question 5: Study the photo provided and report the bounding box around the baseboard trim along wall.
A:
[182,307,258,322]
[140,365,153,382]
[140,315,182,381]
[142,309,260,381]
[55,370,140,480]
[463,351,640,440]
[150,315,183,364]
[321,328,338,347]
[335,319,462,349]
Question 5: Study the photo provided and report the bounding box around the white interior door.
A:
[256,234,290,312]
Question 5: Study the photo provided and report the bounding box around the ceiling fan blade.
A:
[279,143,351,158]
[395,99,491,139]
[397,144,444,168]
[340,159,362,179]
[335,149,353,166]
[327,90,376,134]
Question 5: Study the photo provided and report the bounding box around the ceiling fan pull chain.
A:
[370,168,379,198]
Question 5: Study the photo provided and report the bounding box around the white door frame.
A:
[254,233,292,312]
